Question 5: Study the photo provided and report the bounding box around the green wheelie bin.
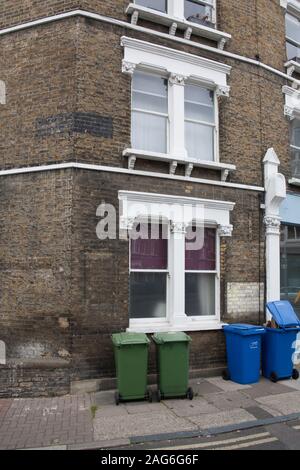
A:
[153,332,193,401]
[112,332,151,405]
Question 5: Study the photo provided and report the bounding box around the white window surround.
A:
[119,190,234,332]
[0,81,5,105]
[283,1,300,75]
[121,36,234,180]
[283,85,300,186]
[126,2,231,49]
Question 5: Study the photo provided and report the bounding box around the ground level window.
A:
[185,226,216,316]
[280,224,300,317]
[129,222,168,319]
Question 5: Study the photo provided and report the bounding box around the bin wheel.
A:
[157,390,161,402]
[292,369,299,380]
[222,369,230,381]
[115,391,120,406]
[187,387,194,400]
[270,372,278,383]
[148,389,153,403]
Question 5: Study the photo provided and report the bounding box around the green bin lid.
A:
[152,331,191,344]
[112,332,150,347]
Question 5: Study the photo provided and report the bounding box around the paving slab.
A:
[93,404,128,417]
[256,391,300,415]
[162,397,219,417]
[93,410,197,441]
[282,379,300,391]
[188,408,257,429]
[189,379,223,396]
[204,390,257,411]
[92,391,116,406]
[206,377,252,392]
[124,402,166,414]
[240,381,294,399]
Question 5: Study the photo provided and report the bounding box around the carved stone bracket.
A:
[264,215,281,235]
[122,60,136,76]
[218,38,227,50]
[169,22,178,36]
[184,27,193,40]
[216,85,230,97]
[284,105,295,120]
[218,224,233,237]
[120,216,136,231]
[170,221,187,234]
[185,163,194,178]
[128,155,136,170]
[169,160,178,175]
[169,73,188,86]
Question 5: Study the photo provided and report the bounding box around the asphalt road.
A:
[116,419,300,450]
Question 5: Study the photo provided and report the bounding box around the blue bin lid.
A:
[266,301,300,329]
[223,323,265,336]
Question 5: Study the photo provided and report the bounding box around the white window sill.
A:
[126,3,231,49]
[289,177,300,186]
[127,320,225,333]
[123,148,236,181]
[285,60,300,76]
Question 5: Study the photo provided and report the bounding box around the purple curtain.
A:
[185,227,216,270]
[131,224,168,270]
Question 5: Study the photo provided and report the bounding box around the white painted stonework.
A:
[227,283,264,317]
[0,341,6,365]
[263,148,287,317]
[0,81,6,105]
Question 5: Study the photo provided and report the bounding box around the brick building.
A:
[0,0,299,397]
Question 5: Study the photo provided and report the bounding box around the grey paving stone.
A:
[68,439,130,450]
[188,408,257,429]
[94,405,128,417]
[240,381,294,399]
[93,410,197,441]
[206,377,252,392]
[204,390,257,411]
[256,391,300,415]
[124,402,166,414]
[281,379,300,391]
[163,397,219,417]
[244,406,275,420]
[190,379,223,396]
[92,391,116,406]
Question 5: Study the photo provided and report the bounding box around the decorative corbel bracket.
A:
[218,224,233,237]
[216,85,230,97]
[122,60,136,76]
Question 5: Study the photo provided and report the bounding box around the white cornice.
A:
[282,0,300,15]
[0,162,264,192]
[0,10,299,87]
[118,190,235,212]
[121,36,231,75]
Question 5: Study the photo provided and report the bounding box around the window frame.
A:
[130,70,220,164]
[129,220,170,324]
[184,224,220,321]
[131,70,170,155]
[286,11,300,61]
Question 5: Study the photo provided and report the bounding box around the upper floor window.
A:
[290,119,300,178]
[184,0,215,29]
[135,0,167,13]
[132,71,168,154]
[184,84,215,161]
[131,71,217,163]
[286,12,300,62]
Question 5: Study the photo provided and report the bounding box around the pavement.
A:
[1,376,300,450]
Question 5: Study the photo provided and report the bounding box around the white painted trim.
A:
[0,162,264,192]
[121,36,231,81]
[0,10,299,87]
[126,3,230,46]
[282,85,300,119]
[285,60,300,77]
[123,148,236,173]
[127,320,225,332]
[289,177,300,185]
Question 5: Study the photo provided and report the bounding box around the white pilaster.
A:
[263,148,286,317]
[169,73,188,160]
[169,221,187,325]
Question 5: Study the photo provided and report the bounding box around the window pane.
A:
[286,13,300,44]
[132,111,167,153]
[185,85,214,122]
[131,223,168,270]
[185,273,215,316]
[132,91,168,114]
[184,0,214,26]
[291,119,300,148]
[133,72,168,97]
[185,227,216,270]
[291,147,300,178]
[287,41,300,61]
[185,121,214,161]
[135,0,167,13]
[130,272,167,319]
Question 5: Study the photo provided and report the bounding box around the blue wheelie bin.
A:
[262,301,300,383]
[222,324,265,384]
